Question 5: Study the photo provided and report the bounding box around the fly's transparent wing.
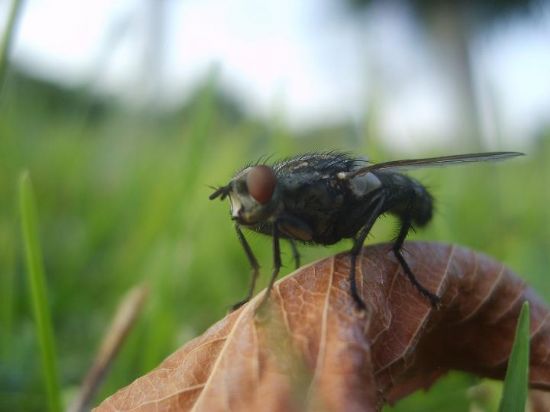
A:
[347,152,524,178]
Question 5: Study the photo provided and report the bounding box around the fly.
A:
[209,151,523,311]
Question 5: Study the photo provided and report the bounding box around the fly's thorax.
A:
[227,165,281,225]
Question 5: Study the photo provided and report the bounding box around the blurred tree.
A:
[140,0,168,109]
[9,70,109,121]
[341,0,546,150]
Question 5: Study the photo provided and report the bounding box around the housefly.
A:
[209,151,523,311]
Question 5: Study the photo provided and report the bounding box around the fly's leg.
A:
[349,197,385,311]
[231,224,260,311]
[393,216,440,308]
[257,223,282,310]
[288,239,301,269]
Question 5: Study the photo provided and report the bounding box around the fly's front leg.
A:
[232,224,260,311]
[393,216,440,308]
[257,223,282,309]
[349,196,385,311]
[288,239,301,269]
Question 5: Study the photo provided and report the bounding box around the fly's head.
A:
[209,165,280,226]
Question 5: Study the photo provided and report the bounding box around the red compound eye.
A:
[246,165,276,204]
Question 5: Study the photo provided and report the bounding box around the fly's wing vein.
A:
[346,152,524,177]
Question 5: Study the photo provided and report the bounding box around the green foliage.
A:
[498,302,530,412]
[0,71,548,411]
[384,372,475,412]
[18,173,62,412]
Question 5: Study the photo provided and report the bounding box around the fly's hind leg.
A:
[393,216,440,308]
[348,197,385,311]
[288,239,301,269]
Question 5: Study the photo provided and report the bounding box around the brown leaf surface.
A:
[95,242,550,412]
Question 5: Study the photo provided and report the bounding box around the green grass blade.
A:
[0,0,25,90]
[498,301,530,412]
[19,172,62,412]
[0,223,16,355]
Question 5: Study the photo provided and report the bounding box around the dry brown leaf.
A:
[529,389,550,412]
[95,242,550,412]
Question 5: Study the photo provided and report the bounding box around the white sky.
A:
[2,0,550,151]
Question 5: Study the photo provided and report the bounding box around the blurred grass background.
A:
[1,1,550,411]
[1,67,548,411]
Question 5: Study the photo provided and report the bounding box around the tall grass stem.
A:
[19,171,62,412]
[0,0,25,91]
[498,301,530,412]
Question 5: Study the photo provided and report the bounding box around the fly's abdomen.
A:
[379,172,434,227]
[410,181,433,226]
